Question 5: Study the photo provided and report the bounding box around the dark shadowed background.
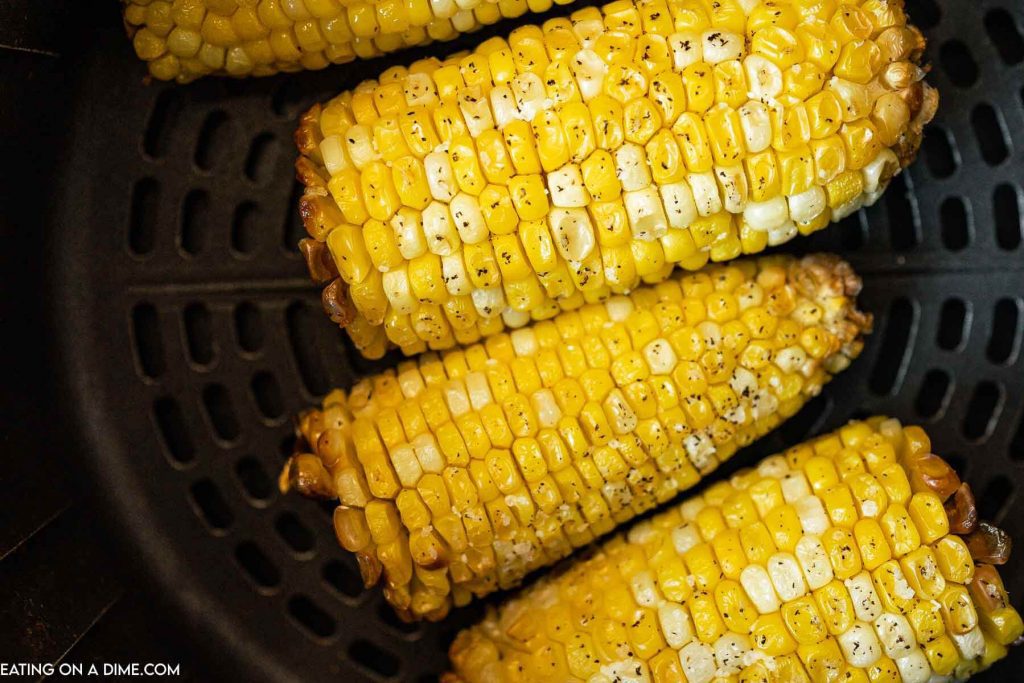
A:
[1,0,1022,680]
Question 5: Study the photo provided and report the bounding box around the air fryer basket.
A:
[51,1,1023,680]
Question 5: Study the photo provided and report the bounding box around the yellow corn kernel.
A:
[932,535,974,584]
[907,491,949,545]
[751,612,799,656]
[906,597,946,643]
[823,527,862,580]
[853,518,892,571]
[813,579,855,636]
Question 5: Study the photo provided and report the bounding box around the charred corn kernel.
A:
[445,419,1022,681]
[295,1,934,356]
[286,255,871,619]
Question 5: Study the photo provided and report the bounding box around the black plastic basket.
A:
[7,0,1024,680]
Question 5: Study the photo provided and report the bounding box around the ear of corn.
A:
[122,0,574,82]
[295,0,937,359]
[280,254,870,620]
[445,417,1021,683]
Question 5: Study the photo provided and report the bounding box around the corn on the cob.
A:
[295,0,937,359]
[121,0,574,82]
[280,254,870,620]
[445,417,1021,683]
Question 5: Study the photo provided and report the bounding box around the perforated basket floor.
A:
[52,1,1024,681]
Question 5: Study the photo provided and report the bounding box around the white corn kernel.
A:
[838,622,883,668]
[863,149,899,194]
[604,296,634,322]
[741,564,781,614]
[459,86,494,138]
[669,32,703,69]
[894,649,931,683]
[744,196,790,231]
[768,220,798,247]
[382,267,416,315]
[510,327,538,357]
[465,371,493,410]
[788,186,827,224]
[643,339,677,375]
[512,72,545,121]
[549,208,597,261]
[951,626,985,660]
[403,72,438,108]
[713,633,752,676]
[768,552,808,601]
[874,612,917,658]
[775,345,810,374]
[451,9,476,32]
[422,201,461,256]
[794,495,830,535]
[795,535,834,590]
[425,151,456,201]
[320,135,350,175]
[738,101,772,153]
[391,443,423,487]
[702,30,744,64]
[344,124,376,169]
[846,572,883,622]
[398,367,426,398]
[679,642,716,683]
[335,469,369,507]
[689,171,723,217]
[548,164,591,208]
[780,471,811,502]
[630,570,660,607]
[501,306,530,328]
[715,164,748,213]
[449,192,489,244]
[614,143,652,191]
[429,0,457,19]
[532,389,561,428]
[672,522,702,553]
[757,455,790,479]
[604,389,638,434]
[443,379,471,418]
[829,77,871,122]
[441,252,472,295]
[661,181,699,229]
[744,55,783,101]
[412,432,444,473]
[679,499,706,521]
[625,187,669,240]
[571,49,607,101]
[489,85,518,128]
[471,287,506,318]
[729,366,759,401]
[658,603,694,649]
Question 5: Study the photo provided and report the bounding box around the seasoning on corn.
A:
[294,0,937,359]
[121,0,574,82]
[280,254,871,620]
[444,417,1022,683]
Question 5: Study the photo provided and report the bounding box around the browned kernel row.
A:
[445,417,1021,683]
[281,254,870,620]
